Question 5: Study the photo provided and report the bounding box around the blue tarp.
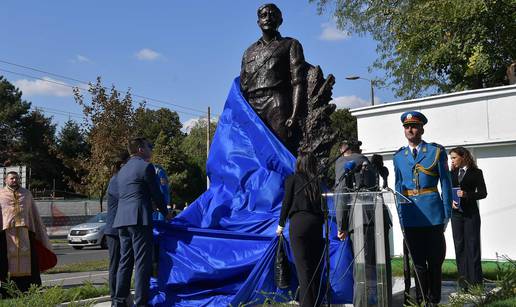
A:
[150,78,353,306]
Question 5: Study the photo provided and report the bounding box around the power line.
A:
[0,67,206,117]
[0,59,214,116]
[32,105,84,120]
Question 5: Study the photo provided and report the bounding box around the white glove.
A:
[276,225,284,236]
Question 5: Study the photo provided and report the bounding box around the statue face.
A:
[257,6,281,32]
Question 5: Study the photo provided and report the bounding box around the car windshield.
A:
[87,212,107,223]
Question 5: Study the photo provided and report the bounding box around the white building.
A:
[350,84,516,260]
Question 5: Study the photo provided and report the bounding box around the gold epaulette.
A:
[414,146,441,177]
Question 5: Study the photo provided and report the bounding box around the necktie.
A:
[458,168,465,183]
[412,148,418,158]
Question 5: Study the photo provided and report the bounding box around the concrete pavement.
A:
[88,277,461,307]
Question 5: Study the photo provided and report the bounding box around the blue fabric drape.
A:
[150,78,353,306]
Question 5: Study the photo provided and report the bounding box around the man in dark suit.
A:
[105,151,129,302]
[112,138,171,307]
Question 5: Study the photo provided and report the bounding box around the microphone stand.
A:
[293,150,346,307]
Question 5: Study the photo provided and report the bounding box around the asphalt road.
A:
[53,243,109,266]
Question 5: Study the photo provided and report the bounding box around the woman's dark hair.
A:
[295,153,321,204]
[371,154,384,168]
[449,146,477,170]
[112,150,130,174]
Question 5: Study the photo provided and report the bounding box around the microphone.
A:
[336,160,357,188]
[344,160,357,174]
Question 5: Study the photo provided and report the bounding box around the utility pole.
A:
[206,107,211,189]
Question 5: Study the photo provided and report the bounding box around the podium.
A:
[323,189,408,307]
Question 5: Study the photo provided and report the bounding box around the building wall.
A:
[351,84,516,260]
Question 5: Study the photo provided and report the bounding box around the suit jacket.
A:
[113,156,166,228]
[279,173,323,227]
[104,174,118,235]
[451,167,487,215]
[393,141,453,227]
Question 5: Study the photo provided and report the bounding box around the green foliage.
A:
[14,109,66,191]
[311,0,516,98]
[134,107,184,143]
[0,75,216,203]
[179,119,217,202]
[45,258,108,274]
[56,120,90,194]
[391,257,514,281]
[181,119,217,176]
[448,256,516,306]
[152,130,201,204]
[0,280,108,307]
[233,290,297,306]
[325,108,357,183]
[74,77,144,199]
[0,76,31,164]
[486,296,516,307]
[330,108,357,142]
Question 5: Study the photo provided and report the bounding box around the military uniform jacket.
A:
[240,34,305,95]
[393,141,452,227]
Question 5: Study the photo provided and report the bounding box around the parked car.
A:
[68,212,108,250]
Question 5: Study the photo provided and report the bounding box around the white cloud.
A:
[182,117,201,133]
[319,22,350,41]
[135,48,161,61]
[14,77,72,97]
[181,116,219,134]
[75,54,91,63]
[331,95,381,109]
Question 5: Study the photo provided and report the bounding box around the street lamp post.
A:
[345,76,375,106]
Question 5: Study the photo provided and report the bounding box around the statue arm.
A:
[286,40,306,127]
[239,53,248,94]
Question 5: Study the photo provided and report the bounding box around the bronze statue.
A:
[240,3,336,158]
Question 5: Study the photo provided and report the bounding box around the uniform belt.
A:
[402,187,438,196]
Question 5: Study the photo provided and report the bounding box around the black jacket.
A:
[451,167,487,215]
[279,174,323,227]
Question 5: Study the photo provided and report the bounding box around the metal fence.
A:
[36,199,103,235]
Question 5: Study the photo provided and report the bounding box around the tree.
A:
[74,77,143,203]
[56,120,90,194]
[134,108,184,143]
[311,0,516,98]
[15,109,65,192]
[180,119,217,182]
[0,76,31,163]
[325,108,357,184]
[330,108,357,143]
[152,131,203,204]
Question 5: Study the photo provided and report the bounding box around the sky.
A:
[0,1,396,131]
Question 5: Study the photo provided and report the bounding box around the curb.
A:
[58,291,134,307]
[58,294,111,306]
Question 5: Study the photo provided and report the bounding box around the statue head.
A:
[257,3,283,32]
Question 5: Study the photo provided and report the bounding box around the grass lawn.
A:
[486,296,516,306]
[391,257,511,281]
[0,281,109,307]
[49,239,68,244]
[45,259,109,274]
[45,256,510,280]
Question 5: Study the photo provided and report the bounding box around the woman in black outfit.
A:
[449,147,487,290]
[276,153,324,307]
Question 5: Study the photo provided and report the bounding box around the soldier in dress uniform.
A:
[393,111,452,306]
